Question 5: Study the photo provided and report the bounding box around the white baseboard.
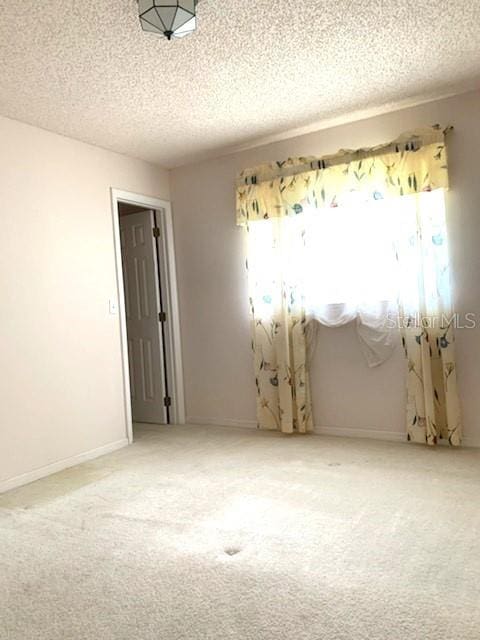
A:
[314,425,407,442]
[187,416,405,441]
[316,425,480,447]
[457,435,480,448]
[186,416,479,448]
[0,438,129,495]
[187,416,257,430]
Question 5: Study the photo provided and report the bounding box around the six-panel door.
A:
[120,210,168,424]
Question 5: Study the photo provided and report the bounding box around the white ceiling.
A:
[0,1,479,168]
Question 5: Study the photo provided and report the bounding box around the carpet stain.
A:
[224,547,241,556]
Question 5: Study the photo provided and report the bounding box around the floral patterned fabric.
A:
[395,189,462,446]
[251,312,313,434]
[240,127,462,445]
[402,323,461,446]
[236,126,450,226]
[247,216,313,433]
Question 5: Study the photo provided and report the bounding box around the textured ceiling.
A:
[0,1,479,168]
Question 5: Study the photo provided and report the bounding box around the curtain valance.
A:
[236,126,451,226]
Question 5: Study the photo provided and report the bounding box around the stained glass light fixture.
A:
[138,1,198,40]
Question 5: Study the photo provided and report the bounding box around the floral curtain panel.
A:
[247,216,313,433]
[238,126,462,445]
[396,189,462,446]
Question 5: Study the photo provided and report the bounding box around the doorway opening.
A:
[111,189,185,443]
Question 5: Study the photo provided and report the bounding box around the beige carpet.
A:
[1,423,480,640]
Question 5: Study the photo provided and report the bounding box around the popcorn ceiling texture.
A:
[0,0,479,167]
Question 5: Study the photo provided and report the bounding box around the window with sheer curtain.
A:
[237,127,461,446]
[246,188,452,366]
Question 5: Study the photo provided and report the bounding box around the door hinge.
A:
[158,311,167,322]
[153,227,161,238]
[163,396,172,407]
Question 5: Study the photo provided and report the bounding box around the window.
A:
[247,189,451,326]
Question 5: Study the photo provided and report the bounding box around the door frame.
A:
[110,188,185,443]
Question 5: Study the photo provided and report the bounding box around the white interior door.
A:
[120,210,168,424]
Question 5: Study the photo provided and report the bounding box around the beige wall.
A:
[170,90,480,445]
[1,89,478,491]
[0,116,170,486]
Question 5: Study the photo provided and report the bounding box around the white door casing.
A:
[120,210,167,424]
[111,189,185,444]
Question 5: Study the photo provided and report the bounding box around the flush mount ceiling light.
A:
[138,1,199,40]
